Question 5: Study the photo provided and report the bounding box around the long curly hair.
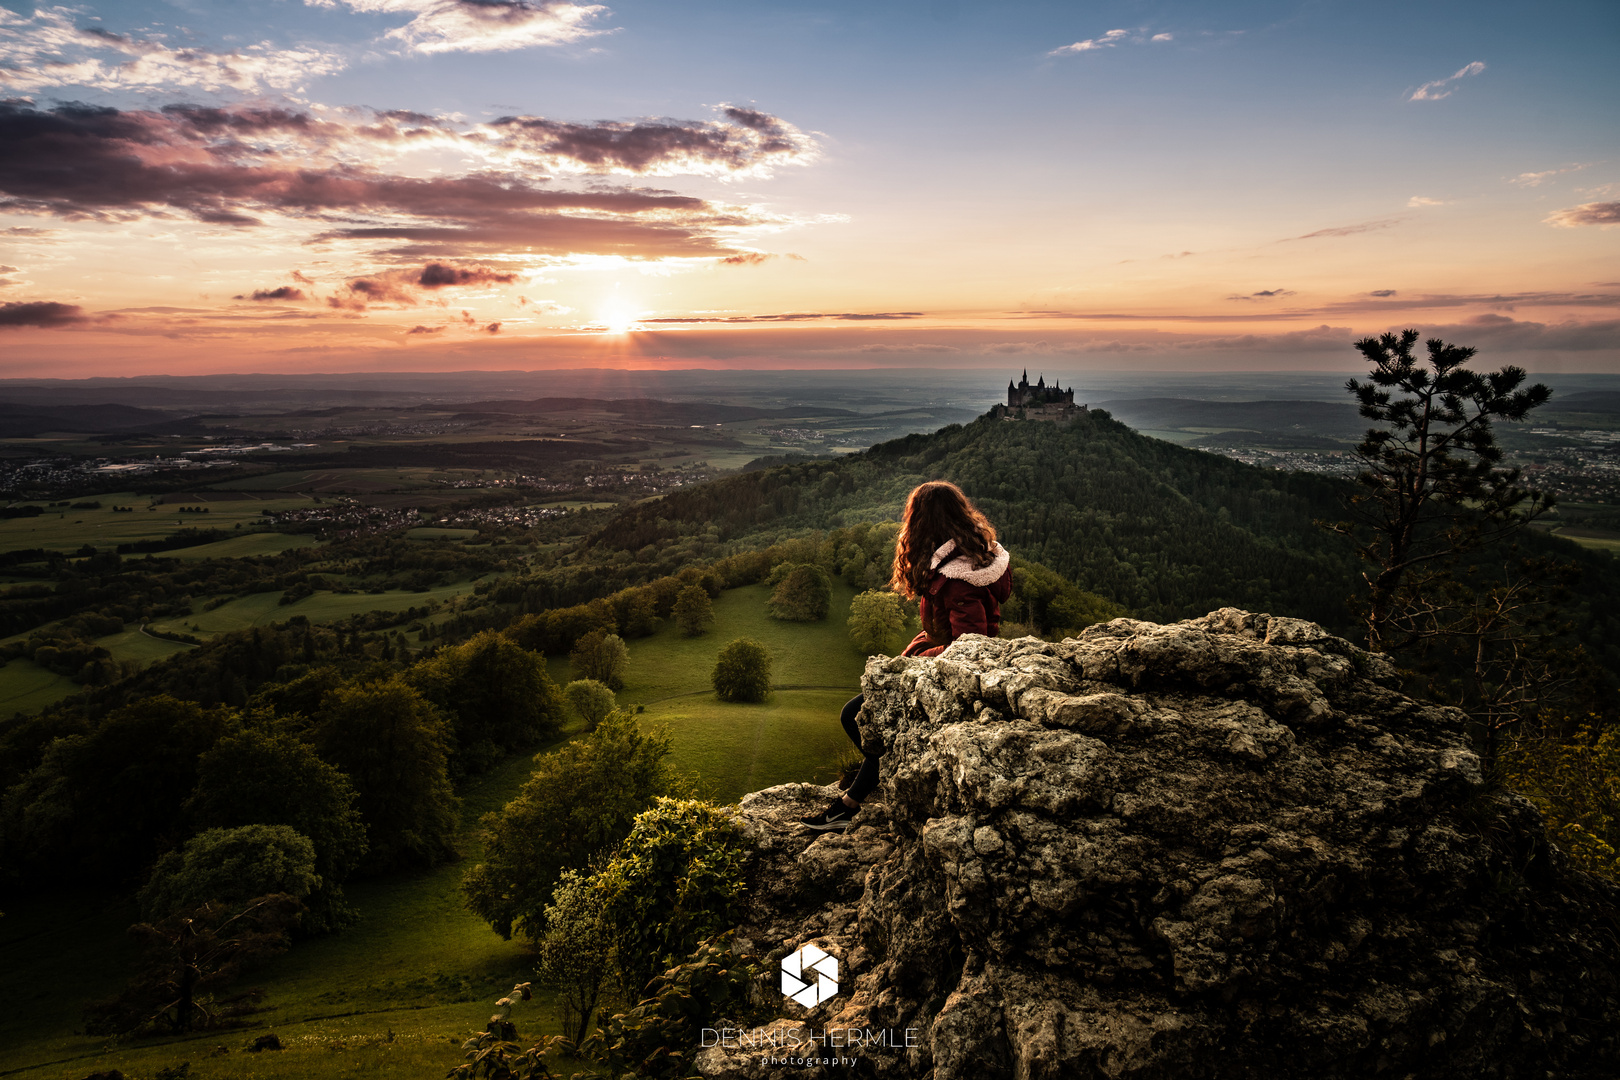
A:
[890,481,998,599]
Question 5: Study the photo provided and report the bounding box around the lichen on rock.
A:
[698,610,1620,1079]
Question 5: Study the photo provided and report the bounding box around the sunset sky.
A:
[0,0,1615,378]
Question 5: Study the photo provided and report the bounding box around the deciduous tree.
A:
[672,585,714,637]
[847,590,906,655]
[570,629,630,690]
[712,638,771,702]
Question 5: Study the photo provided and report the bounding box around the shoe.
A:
[800,799,858,832]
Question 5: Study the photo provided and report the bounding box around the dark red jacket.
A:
[901,541,1013,658]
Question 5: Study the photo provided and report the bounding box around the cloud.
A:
[237,286,308,301]
[405,324,445,335]
[417,262,518,287]
[720,252,778,266]
[1545,201,1620,228]
[483,321,502,334]
[1286,219,1400,240]
[1511,163,1592,187]
[1177,324,1354,352]
[1049,27,1173,56]
[316,0,608,54]
[488,106,817,177]
[1408,60,1485,101]
[641,311,923,324]
[1226,288,1294,300]
[1407,196,1447,207]
[1425,314,1620,350]
[1315,289,1620,315]
[0,101,799,261]
[0,8,346,94]
[0,300,86,328]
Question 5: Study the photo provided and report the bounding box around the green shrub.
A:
[139,824,318,920]
[847,588,908,655]
[564,679,617,731]
[712,638,771,702]
[766,563,832,622]
[595,798,749,994]
[463,713,676,941]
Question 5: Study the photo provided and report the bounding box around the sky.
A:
[0,0,1615,379]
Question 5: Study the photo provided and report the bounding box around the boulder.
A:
[698,610,1620,1079]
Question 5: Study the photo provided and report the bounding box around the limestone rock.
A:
[702,610,1620,1079]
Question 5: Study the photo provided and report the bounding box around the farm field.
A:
[0,656,79,714]
[0,493,316,552]
[168,532,320,560]
[148,580,481,638]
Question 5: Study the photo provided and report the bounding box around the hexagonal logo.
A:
[780,942,838,1007]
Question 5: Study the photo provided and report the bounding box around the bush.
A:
[564,679,617,731]
[766,563,832,622]
[672,585,714,637]
[462,712,676,941]
[409,630,565,772]
[139,825,319,920]
[187,726,368,933]
[570,628,631,690]
[1501,721,1620,882]
[712,638,771,702]
[315,677,459,872]
[596,799,749,995]
[847,589,908,655]
[534,869,612,1046]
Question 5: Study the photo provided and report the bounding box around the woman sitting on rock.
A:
[801,480,1013,832]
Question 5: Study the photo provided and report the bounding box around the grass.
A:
[405,527,478,541]
[0,494,316,553]
[148,581,480,638]
[168,534,320,561]
[0,657,79,714]
[0,579,871,1078]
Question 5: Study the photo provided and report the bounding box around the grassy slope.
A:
[148,581,481,639]
[0,582,867,1078]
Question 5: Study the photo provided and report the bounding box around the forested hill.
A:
[594,411,1361,632]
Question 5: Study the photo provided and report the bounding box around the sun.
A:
[600,304,638,335]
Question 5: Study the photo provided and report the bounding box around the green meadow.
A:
[148,581,482,639]
[0,578,874,1078]
[0,494,316,553]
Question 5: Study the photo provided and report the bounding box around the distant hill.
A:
[1544,391,1620,414]
[433,397,856,424]
[594,410,1361,632]
[1099,397,1366,442]
[0,402,182,437]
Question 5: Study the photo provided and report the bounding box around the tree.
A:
[409,630,565,774]
[1325,329,1552,652]
[462,712,676,941]
[570,629,631,690]
[594,798,749,995]
[766,564,832,622]
[314,677,459,872]
[187,726,368,932]
[847,589,907,655]
[0,695,233,881]
[564,679,617,731]
[84,894,302,1036]
[534,869,612,1046]
[712,638,771,702]
[672,585,715,637]
[138,825,319,921]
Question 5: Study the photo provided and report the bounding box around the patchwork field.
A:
[0,493,315,552]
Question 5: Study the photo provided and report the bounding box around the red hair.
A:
[890,481,997,599]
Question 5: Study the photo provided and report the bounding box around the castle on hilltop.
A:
[991,371,1086,422]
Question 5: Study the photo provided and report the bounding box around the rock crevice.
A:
[700,610,1620,1079]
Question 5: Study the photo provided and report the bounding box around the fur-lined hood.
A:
[930,539,1011,587]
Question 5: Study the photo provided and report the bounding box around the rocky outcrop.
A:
[698,610,1620,1080]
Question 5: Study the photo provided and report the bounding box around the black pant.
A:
[841,694,882,802]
